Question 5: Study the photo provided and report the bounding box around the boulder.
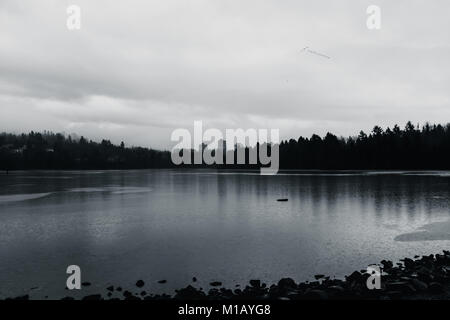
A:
[174,285,206,300]
[210,281,222,287]
[249,280,261,288]
[410,279,428,292]
[429,282,444,294]
[136,280,145,288]
[277,278,297,291]
[304,289,328,300]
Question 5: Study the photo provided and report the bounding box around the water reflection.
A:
[0,170,450,298]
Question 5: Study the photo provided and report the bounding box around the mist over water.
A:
[1,170,450,299]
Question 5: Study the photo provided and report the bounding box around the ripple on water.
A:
[0,193,52,203]
[68,187,152,194]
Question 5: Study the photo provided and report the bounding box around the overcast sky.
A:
[1,0,449,149]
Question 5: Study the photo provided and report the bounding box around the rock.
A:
[106,286,114,292]
[124,294,141,300]
[81,282,91,287]
[278,278,297,290]
[61,296,75,300]
[384,291,403,299]
[210,281,222,287]
[136,280,145,288]
[116,287,122,292]
[386,281,416,294]
[314,274,325,280]
[304,289,328,300]
[417,266,434,282]
[158,280,167,284]
[219,288,234,298]
[346,271,363,283]
[277,297,290,301]
[277,198,288,202]
[140,291,147,296]
[82,294,102,301]
[381,260,393,270]
[192,277,197,282]
[285,290,302,300]
[250,280,261,288]
[207,288,220,297]
[327,285,345,294]
[410,279,428,292]
[429,282,444,294]
[107,292,112,297]
[123,290,133,298]
[402,258,415,269]
[174,285,206,300]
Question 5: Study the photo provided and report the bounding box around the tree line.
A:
[279,122,450,170]
[0,132,171,170]
[1,121,450,170]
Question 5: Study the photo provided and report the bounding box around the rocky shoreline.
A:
[6,250,450,300]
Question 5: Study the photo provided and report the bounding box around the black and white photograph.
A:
[1,0,450,317]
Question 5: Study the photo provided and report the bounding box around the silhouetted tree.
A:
[2,122,450,171]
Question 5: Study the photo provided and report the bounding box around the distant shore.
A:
[6,250,450,300]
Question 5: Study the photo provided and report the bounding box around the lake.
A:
[1,170,450,299]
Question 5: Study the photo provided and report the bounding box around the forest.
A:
[1,121,450,170]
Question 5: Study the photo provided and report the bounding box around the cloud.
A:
[1,0,449,148]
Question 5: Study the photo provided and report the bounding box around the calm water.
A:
[1,170,450,299]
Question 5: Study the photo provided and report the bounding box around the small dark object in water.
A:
[136,280,145,288]
[210,281,222,287]
[277,198,288,202]
[192,277,197,282]
[158,280,167,284]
